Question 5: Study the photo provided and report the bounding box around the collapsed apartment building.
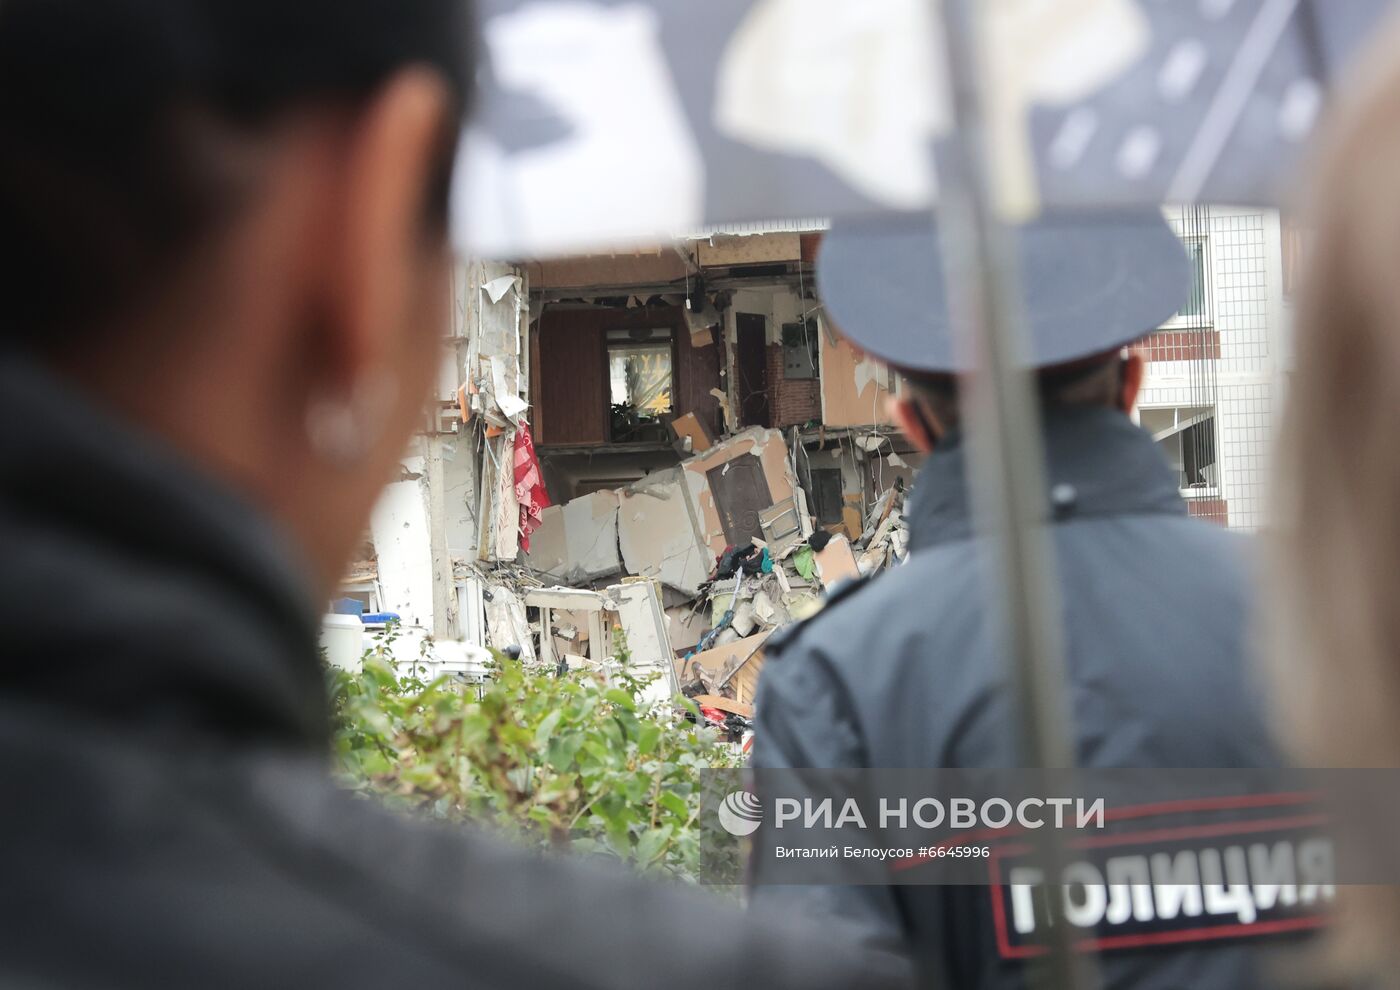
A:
[324,225,920,717]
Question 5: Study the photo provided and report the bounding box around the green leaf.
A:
[603,688,637,712]
[658,791,690,820]
[534,709,563,749]
[635,825,673,867]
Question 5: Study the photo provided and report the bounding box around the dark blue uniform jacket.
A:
[751,406,1292,990]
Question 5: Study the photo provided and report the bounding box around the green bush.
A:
[328,626,741,884]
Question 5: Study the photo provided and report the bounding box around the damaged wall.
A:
[685,427,797,556]
[440,434,480,554]
[526,488,623,585]
[618,468,712,597]
[370,471,434,629]
[527,429,798,600]
[820,324,896,429]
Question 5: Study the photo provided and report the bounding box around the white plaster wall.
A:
[369,477,435,629]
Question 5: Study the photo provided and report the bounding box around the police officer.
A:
[748,212,1292,988]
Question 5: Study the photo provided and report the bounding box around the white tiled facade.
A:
[1138,207,1285,531]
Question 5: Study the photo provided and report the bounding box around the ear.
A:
[325,69,455,391]
[1119,350,1146,414]
[889,395,940,453]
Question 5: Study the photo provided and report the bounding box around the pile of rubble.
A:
[324,260,915,740]
[468,426,912,725]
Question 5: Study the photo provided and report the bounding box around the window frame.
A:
[603,325,679,444]
[1140,403,1221,499]
[1161,235,1214,330]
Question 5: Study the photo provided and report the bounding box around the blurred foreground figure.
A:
[750,215,1299,987]
[1272,16,1400,987]
[0,3,904,988]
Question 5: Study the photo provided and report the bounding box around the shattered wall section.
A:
[370,474,434,629]
[454,260,535,565]
[820,321,896,429]
[618,468,711,597]
[525,488,623,585]
[683,427,798,556]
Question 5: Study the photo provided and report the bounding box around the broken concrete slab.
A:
[665,605,710,653]
[606,579,680,708]
[525,489,623,585]
[815,533,861,588]
[618,468,711,597]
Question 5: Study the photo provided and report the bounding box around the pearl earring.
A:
[304,372,398,467]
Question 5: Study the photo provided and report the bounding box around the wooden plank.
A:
[727,650,765,707]
[684,633,770,684]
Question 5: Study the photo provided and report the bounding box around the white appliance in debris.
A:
[320,613,365,672]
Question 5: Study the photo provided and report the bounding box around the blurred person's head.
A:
[0,0,472,597]
[1271,13,1400,983]
[888,350,1145,452]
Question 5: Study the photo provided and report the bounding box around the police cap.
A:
[815,210,1191,374]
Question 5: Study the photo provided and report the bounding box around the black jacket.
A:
[750,406,1293,989]
[0,354,905,990]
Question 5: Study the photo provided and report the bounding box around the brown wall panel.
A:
[534,304,723,447]
[534,314,606,446]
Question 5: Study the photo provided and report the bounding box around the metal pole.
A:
[932,1,1094,986]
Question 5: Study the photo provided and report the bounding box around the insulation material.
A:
[525,489,623,585]
[618,469,712,597]
[369,480,433,628]
[709,387,736,434]
[682,428,799,557]
[819,326,895,428]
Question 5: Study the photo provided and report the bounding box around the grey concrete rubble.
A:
[330,236,919,724]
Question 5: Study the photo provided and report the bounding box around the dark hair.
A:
[0,0,473,343]
[901,356,1126,433]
